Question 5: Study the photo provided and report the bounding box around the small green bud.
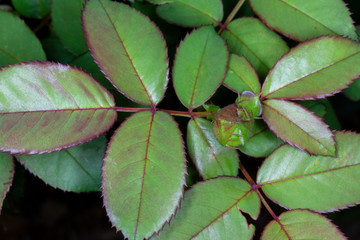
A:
[236,91,262,117]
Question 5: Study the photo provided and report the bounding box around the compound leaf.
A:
[0,62,116,154]
[0,10,45,67]
[52,0,87,55]
[173,26,228,109]
[156,0,223,27]
[258,132,360,212]
[261,210,346,240]
[262,99,335,156]
[16,136,107,192]
[221,17,289,78]
[12,0,51,19]
[249,0,358,41]
[187,118,239,179]
[83,0,168,106]
[0,153,14,212]
[153,177,260,240]
[224,54,261,95]
[262,37,360,100]
[103,111,186,240]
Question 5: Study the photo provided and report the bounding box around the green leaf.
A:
[224,54,261,95]
[0,10,46,67]
[12,0,51,19]
[52,0,87,55]
[262,99,335,156]
[343,78,360,101]
[83,0,168,106]
[239,120,283,158]
[261,210,346,240]
[187,118,239,179]
[156,0,223,27]
[16,136,106,192]
[0,153,14,212]
[0,62,116,154]
[257,132,360,212]
[103,111,186,240]
[221,17,289,78]
[173,26,228,109]
[153,177,260,240]
[249,0,358,42]
[41,34,75,63]
[262,37,360,100]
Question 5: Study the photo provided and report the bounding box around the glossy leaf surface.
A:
[262,99,335,156]
[187,118,239,179]
[52,0,87,55]
[0,62,116,154]
[0,10,46,67]
[258,132,360,212]
[156,0,223,27]
[239,120,283,158]
[249,0,358,41]
[0,153,14,212]
[83,0,168,106]
[17,136,106,192]
[173,26,228,109]
[261,210,346,240]
[224,54,261,95]
[262,37,360,100]
[344,78,360,101]
[12,0,51,19]
[153,177,260,240]
[221,18,289,77]
[103,111,186,240]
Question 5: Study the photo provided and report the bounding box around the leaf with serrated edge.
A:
[17,136,106,192]
[83,0,168,106]
[103,111,186,240]
[249,0,358,42]
[0,10,45,67]
[187,118,239,179]
[52,0,87,55]
[173,26,228,109]
[257,132,360,212]
[0,153,14,212]
[261,36,360,100]
[156,0,223,27]
[152,177,260,240]
[221,17,289,78]
[344,78,360,101]
[0,62,116,154]
[261,210,346,240]
[262,99,335,156]
[224,54,261,95]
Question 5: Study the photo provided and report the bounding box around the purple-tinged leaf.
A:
[261,36,360,100]
[224,54,261,95]
[262,99,335,156]
[152,177,260,240]
[0,153,14,213]
[258,132,360,212]
[221,17,289,78]
[173,26,228,109]
[103,111,186,240]
[187,118,239,179]
[83,0,168,106]
[16,136,106,192]
[0,62,116,154]
[261,210,346,240]
[249,0,358,42]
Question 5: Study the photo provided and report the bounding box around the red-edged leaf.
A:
[262,99,335,156]
[103,111,186,240]
[261,210,346,240]
[261,36,360,100]
[0,62,116,154]
[0,153,14,212]
[83,0,169,106]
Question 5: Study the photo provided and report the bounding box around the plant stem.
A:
[218,0,245,34]
[113,107,211,118]
[239,161,255,185]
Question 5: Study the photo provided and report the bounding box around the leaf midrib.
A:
[0,47,20,62]
[0,107,115,114]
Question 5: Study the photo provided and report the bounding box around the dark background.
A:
[0,0,360,239]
